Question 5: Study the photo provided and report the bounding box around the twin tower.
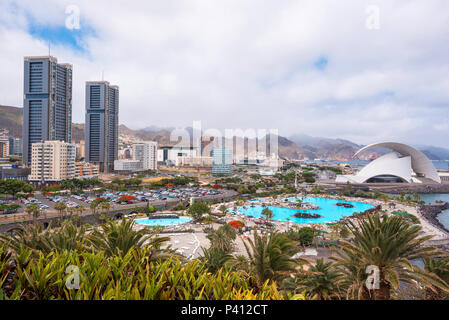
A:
[22,56,119,173]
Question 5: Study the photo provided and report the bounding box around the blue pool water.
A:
[135,216,192,227]
[234,197,375,224]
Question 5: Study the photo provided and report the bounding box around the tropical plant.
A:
[333,213,448,300]
[295,259,343,300]
[54,202,67,217]
[87,218,170,258]
[25,203,41,222]
[241,231,302,286]
[261,207,274,221]
[187,201,210,221]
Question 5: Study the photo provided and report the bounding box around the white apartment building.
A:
[133,141,158,170]
[29,141,76,182]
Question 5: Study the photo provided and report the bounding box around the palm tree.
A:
[90,200,100,215]
[261,207,274,221]
[87,219,170,257]
[423,257,449,300]
[199,247,234,273]
[296,259,343,300]
[77,205,85,216]
[54,202,67,218]
[100,201,112,214]
[333,213,448,300]
[25,203,41,223]
[218,204,228,216]
[241,230,302,286]
[0,220,87,256]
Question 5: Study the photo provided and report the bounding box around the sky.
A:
[0,0,448,148]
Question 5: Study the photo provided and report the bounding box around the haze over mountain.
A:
[1,105,449,160]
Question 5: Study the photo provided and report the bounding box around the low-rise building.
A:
[114,159,142,172]
[0,165,30,181]
[0,136,9,158]
[75,162,100,178]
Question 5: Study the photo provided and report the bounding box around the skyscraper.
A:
[212,148,233,176]
[85,81,119,172]
[22,56,73,165]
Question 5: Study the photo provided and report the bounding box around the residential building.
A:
[75,162,100,178]
[113,159,142,172]
[0,136,9,158]
[85,81,119,173]
[28,141,75,182]
[23,56,72,165]
[133,141,158,170]
[212,149,232,175]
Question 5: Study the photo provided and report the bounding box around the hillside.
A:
[0,105,23,137]
[1,105,449,160]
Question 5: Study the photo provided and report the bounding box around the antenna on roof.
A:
[48,41,51,56]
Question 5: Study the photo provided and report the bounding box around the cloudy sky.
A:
[0,0,448,147]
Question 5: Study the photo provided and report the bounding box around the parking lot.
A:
[0,186,227,219]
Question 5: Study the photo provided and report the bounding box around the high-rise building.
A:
[85,81,119,173]
[133,141,158,170]
[212,148,233,176]
[0,136,9,158]
[9,137,22,157]
[23,56,73,165]
[28,140,75,182]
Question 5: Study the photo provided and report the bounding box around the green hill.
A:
[0,105,23,137]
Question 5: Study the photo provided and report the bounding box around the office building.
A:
[133,141,157,170]
[0,165,30,181]
[85,81,119,173]
[28,140,75,182]
[9,137,22,157]
[114,159,142,172]
[198,135,218,157]
[23,56,72,165]
[212,149,232,176]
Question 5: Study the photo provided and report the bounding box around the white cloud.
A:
[0,0,448,148]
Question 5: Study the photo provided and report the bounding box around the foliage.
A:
[187,201,210,220]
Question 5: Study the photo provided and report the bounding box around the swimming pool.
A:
[233,197,375,224]
[135,216,192,227]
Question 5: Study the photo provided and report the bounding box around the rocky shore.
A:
[419,202,449,233]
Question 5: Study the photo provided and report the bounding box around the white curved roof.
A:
[354,142,441,183]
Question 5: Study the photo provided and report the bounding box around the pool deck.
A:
[135,194,449,260]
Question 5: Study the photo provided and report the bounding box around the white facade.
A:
[157,146,198,164]
[133,141,157,170]
[29,141,76,182]
[114,159,142,171]
[336,142,441,184]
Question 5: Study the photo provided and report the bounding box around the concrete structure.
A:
[198,135,218,157]
[75,162,100,178]
[85,81,119,173]
[177,156,212,167]
[28,141,75,182]
[157,145,197,165]
[0,165,30,181]
[75,140,85,160]
[23,56,72,165]
[0,136,9,158]
[8,137,22,157]
[212,149,232,176]
[133,141,157,170]
[114,159,142,172]
[336,142,441,184]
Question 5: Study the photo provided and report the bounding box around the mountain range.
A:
[1,104,449,160]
